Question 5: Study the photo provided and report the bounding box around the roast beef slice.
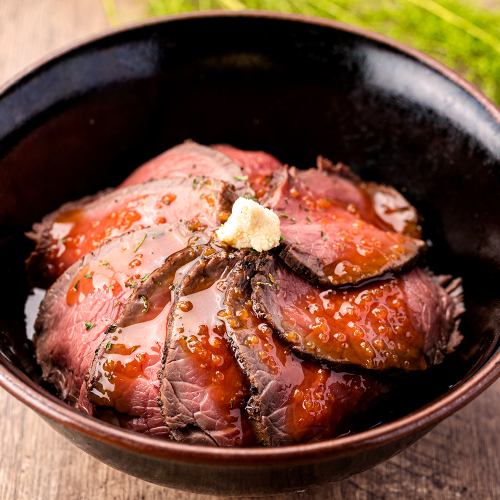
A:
[86,246,201,436]
[27,176,234,286]
[252,256,464,371]
[222,256,385,446]
[159,248,254,446]
[34,224,189,404]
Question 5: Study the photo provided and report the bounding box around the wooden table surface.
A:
[0,1,498,499]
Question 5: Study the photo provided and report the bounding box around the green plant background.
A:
[125,0,499,104]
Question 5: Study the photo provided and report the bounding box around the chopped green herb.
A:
[279,235,285,243]
[255,281,273,287]
[100,260,110,268]
[234,175,248,182]
[192,178,200,189]
[133,233,147,253]
[125,280,138,289]
[140,273,151,283]
[139,295,150,313]
[105,341,112,352]
[73,280,80,291]
[84,321,94,330]
[84,272,93,279]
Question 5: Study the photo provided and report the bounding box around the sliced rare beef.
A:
[252,257,464,370]
[212,144,284,199]
[34,224,190,404]
[86,246,200,436]
[30,140,466,445]
[159,247,254,446]
[222,256,385,446]
[316,157,421,237]
[121,141,248,192]
[27,176,234,286]
[267,168,424,286]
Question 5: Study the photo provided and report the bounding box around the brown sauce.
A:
[48,196,150,278]
[165,254,254,446]
[275,275,426,370]
[277,178,423,285]
[223,285,380,444]
[88,247,200,414]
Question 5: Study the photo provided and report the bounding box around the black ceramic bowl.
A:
[0,12,498,496]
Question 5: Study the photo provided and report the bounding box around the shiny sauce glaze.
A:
[34,224,188,403]
[47,198,145,279]
[364,183,421,238]
[161,250,254,446]
[35,177,232,283]
[87,246,201,417]
[273,171,424,286]
[223,259,382,445]
[253,261,428,370]
[313,159,421,238]
[65,226,187,309]
[88,307,167,414]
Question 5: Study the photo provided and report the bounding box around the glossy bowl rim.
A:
[0,10,498,467]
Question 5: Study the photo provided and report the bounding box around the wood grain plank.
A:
[1,386,498,500]
[0,0,108,84]
[0,1,498,499]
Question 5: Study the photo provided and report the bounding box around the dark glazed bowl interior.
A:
[0,12,498,496]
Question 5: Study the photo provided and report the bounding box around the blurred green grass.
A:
[146,0,500,103]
